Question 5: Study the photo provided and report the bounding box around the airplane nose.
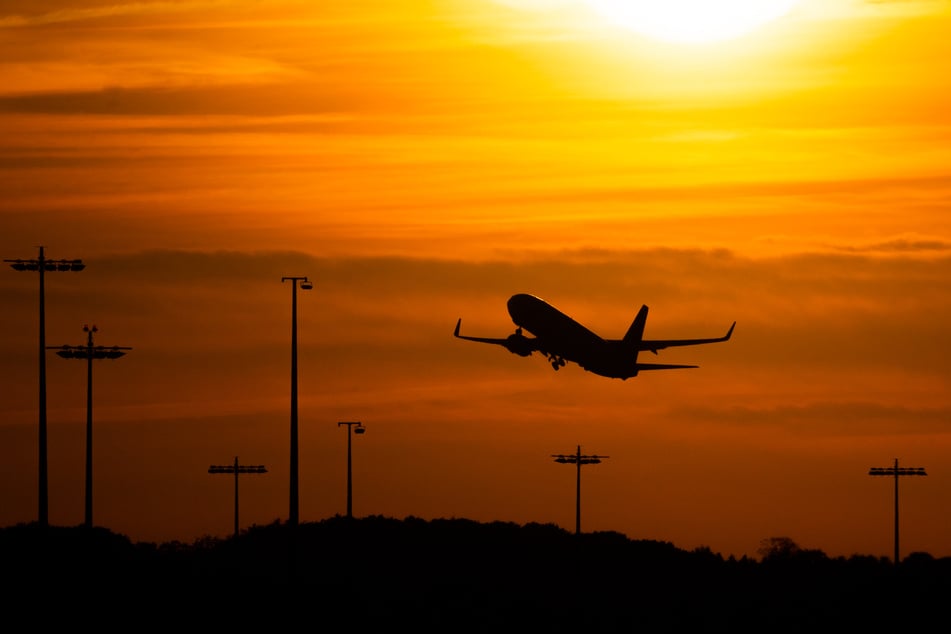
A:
[507,293,534,317]
[507,294,546,325]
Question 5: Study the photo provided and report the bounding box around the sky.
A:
[1,0,950,561]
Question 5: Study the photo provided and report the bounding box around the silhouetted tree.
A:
[757,536,800,561]
[3,518,950,630]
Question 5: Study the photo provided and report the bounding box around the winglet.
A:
[724,321,736,341]
[454,318,462,337]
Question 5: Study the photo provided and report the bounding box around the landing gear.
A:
[548,354,566,371]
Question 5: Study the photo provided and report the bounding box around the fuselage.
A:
[507,294,601,347]
[506,294,639,378]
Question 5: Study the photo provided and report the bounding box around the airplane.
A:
[453,293,735,380]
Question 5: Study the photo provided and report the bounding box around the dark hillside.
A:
[2,516,949,631]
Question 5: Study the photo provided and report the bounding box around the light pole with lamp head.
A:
[338,421,365,518]
[282,275,312,526]
[5,246,85,527]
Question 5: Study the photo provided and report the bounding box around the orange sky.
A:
[1,0,950,561]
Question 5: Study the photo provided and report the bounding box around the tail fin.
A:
[623,305,648,346]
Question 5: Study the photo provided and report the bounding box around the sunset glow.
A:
[1,1,950,563]
[584,0,801,43]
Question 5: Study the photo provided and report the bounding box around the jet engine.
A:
[503,329,534,356]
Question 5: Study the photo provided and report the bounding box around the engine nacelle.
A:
[504,332,534,357]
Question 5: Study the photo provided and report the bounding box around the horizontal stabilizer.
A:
[635,363,699,371]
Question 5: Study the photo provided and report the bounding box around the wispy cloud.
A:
[0,1,232,27]
[677,401,951,436]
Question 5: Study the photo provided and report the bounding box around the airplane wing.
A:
[453,318,539,357]
[453,319,507,345]
[641,321,735,353]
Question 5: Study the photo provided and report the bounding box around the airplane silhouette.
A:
[454,293,735,380]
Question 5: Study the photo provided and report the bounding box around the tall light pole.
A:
[869,458,927,565]
[282,275,312,526]
[552,445,609,535]
[208,457,268,538]
[5,246,85,527]
[337,421,365,518]
[49,324,131,529]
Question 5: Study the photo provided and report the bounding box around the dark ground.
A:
[2,516,948,631]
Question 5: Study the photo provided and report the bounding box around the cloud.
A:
[0,1,231,27]
[829,237,951,254]
[0,84,356,116]
[677,401,951,437]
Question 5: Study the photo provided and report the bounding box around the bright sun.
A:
[584,0,801,44]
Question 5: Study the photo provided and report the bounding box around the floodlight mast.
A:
[48,324,131,528]
[551,445,609,535]
[868,458,927,565]
[5,246,85,527]
[281,275,311,526]
[208,456,268,538]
